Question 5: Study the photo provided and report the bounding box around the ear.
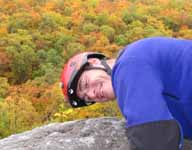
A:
[87,58,101,65]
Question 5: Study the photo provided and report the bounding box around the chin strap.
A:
[100,59,112,75]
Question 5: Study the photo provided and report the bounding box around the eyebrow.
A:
[77,78,86,100]
[78,78,82,92]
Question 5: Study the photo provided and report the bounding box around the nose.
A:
[86,88,96,101]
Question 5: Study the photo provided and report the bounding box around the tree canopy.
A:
[1,0,192,138]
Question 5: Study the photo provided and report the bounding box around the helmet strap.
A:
[100,59,112,75]
[84,59,112,76]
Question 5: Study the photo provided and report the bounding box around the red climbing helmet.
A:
[60,52,108,108]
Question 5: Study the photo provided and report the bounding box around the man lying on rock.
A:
[60,37,192,150]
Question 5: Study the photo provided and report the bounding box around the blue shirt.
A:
[112,37,192,139]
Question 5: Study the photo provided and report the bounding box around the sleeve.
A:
[112,59,183,150]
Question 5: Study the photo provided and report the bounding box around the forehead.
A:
[77,69,98,90]
[76,70,89,97]
[78,69,92,85]
[78,68,103,82]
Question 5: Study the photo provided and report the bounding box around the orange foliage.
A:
[43,1,56,11]
[160,8,180,18]
[4,2,17,14]
[17,0,31,10]
[95,0,130,15]
[30,10,41,22]
[0,27,7,35]
[0,49,10,65]
[180,25,188,30]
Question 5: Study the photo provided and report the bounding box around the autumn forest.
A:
[0,0,192,138]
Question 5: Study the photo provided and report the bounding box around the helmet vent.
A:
[72,101,78,106]
[70,61,76,67]
[69,89,74,94]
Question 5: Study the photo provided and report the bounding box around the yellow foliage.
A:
[0,95,41,137]
[63,108,74,114]
[178,29,192,39]
[53,101,122,123]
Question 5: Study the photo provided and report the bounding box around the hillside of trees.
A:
[1,0,192,138]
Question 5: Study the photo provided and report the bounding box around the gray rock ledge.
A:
[0,117,191,150]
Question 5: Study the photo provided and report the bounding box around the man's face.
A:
[76,68,115,102]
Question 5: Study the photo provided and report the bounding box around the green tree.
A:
[65,42,86,60]
[7,12,33,33]
[122,9,147,25]
[82,23,99,34]
[33,63,59,85]
[53,33,74,53]
[83,12,96,23]
[143,17,172,37]
[39,12,64,32]
[126,20,145,43]
[46,48,62,67]
[115,34,127,46]
[0,101,10,138]
[7,45,37,83]
[0,77,9,98]
[100,25,115,42]
[94,13,109,26]
[6,29,38,84]
[108,15,127,34]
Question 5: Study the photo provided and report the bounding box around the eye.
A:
[82,79,88,89]
[78,79,83,91]
[85,80,88,88]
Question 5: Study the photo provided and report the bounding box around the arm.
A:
[112,59,183,150]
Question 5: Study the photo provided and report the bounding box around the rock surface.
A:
[0,117,191,150]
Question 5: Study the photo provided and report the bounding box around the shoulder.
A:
[116,37,170,60]
[123,37,176,52]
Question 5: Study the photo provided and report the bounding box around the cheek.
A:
[103,80,114,95]
[104,82,112,91]
[89,73,110,88]
[89,76,102,86]
[92,80,101,88]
